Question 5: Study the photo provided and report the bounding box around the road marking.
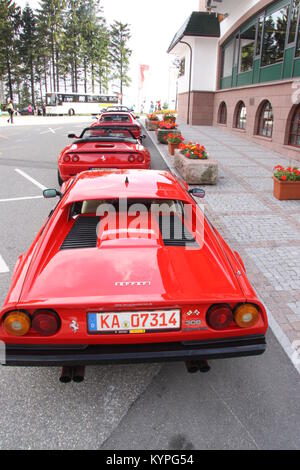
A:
[40,127,62,135]
[15,169,47,191]
[0,255,9,273]
[0,195,43,203]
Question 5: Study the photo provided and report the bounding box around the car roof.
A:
[62,170,189,206]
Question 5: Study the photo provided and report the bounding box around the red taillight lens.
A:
[72,155,79,163]
[128,155,136,163]
[63,155,70,163]
[206,305,233,330]
[137,155,144,163]
[32,310,60,336]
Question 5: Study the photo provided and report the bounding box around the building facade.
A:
[168,0,300,160]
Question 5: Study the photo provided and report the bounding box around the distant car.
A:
[57,126,150,184]
[93,112,142,139]
[19,107,43,116]
[0,170,268,381]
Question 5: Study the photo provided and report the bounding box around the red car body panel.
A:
[58,139,151,182]
[1,170,268,364]
[92,112,142,139]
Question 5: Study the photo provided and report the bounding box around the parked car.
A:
[93,112,142,139]
[57,126,150,185]
[0,170,268,382]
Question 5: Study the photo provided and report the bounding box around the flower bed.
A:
[163,112,176,123]
[273,165,300,200]
[156,122,179,144]
[179,142,209,160]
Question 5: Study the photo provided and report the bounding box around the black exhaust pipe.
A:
[185,360,211,374]
[198,360,211,373]
[72,366,85,383]
[60,366,73,383]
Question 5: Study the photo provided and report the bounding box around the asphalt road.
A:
[0,120,299,450]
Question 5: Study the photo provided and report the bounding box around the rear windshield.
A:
[101,114,131,122]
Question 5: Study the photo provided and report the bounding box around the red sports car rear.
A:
[0,171,268,379]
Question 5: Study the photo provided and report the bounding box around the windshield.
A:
[79,127,137,142]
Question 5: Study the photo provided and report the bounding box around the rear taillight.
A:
[206,305,233,330]
[32,310,60,336]
[72,155,79,163]
[234,304,259,328]
[137,155,144,163]
[3,311,31,336]
[128,155,136,163]
[63,155,70,163]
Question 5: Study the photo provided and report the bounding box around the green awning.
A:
[167,11,221,53]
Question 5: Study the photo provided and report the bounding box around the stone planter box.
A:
[273,176,300,200]
[157,129,180,145]
[174,149,218,185]
[145,118,159,131]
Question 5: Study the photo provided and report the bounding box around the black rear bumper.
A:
[3,335,266,366]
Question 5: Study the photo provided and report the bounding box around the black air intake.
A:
[60,217,99,250]
[158,214,197,247]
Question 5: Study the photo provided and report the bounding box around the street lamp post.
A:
[179,40,193,125]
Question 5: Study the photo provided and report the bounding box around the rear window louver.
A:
[158,214,198,247]
[60,216,99,250]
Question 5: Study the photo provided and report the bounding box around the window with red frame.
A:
[218,102,227,125]
[258,101,273,138]
[235,102,247,130]
[289,105,300,147]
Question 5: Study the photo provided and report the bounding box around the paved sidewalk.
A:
[146,122,300,373]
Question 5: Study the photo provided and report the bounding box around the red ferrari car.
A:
[0,170,268,382]
[92,112,142,139]
[57,126,150,184]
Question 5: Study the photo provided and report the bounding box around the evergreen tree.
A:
[20,4,37,106]
[0,0,21,100]
[109,21,132,103]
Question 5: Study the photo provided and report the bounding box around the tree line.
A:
[0,0,132,107]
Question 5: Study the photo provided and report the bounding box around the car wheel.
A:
[58,170,64,186]
[68,109,75,116]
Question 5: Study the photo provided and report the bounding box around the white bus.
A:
[45,92,119,116]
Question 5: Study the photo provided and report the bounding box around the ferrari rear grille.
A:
[60,216,99,250]
[158,215,198,247]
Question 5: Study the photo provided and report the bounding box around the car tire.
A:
[68,109,75,116]
[58,170,64,186]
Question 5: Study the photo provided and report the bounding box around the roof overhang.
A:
[167,11,221,53]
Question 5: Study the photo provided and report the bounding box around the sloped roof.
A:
[167,11,221,53]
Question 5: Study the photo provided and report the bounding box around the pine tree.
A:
[0,0,21,100]
[109,21,132,103]
[20,4,37,106]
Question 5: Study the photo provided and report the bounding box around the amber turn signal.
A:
[3,311,31,336]
[234,304,259,328]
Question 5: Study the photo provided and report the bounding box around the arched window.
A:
[257,101,273,137]
[235,101,247,130]
[218,102,227,125]
[289,105,300,147]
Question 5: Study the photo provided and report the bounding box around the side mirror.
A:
[43,189,62,199]
[68,133,78,139]
[189,188,206,199]
[140,135,147,140]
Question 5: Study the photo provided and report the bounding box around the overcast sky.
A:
[17,0,199,109]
